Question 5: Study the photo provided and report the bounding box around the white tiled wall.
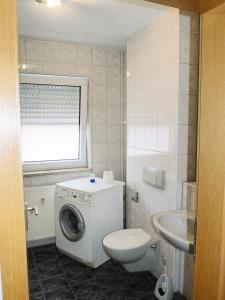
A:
[179,182,197,299]
[19,38,125,186]
[182,181,197,211]
[177,10,199,194]
[126,8,199,293]
[126,7,180,287]
[178,11,199,300]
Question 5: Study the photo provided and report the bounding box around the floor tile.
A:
[33,245,57,264]
[121,271,156,292]
[27,244,186,300]
[36,261,65,279]
[73,282,106,300]
[29,280,42,295]
[28,259,36,270]
[28,267,39,281]
[134,290,157,300]
[69,269,95,287]
[62,261,90,280]
[100,286,135,300]
[29,292,45,300]
[44,287,75,300]
[41,275,69,293]
[94,266,126,289]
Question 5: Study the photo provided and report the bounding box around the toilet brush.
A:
[161,257,168,293]
[154,256,173,300]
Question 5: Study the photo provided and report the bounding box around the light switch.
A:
[143,166,165,190]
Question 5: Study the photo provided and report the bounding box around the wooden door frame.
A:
[0,0,28,299]
[192,3,225,299]
[145,0,225,13]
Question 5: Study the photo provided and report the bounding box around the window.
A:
[19,74,88,172]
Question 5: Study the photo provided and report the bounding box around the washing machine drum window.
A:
[59,204,85,242]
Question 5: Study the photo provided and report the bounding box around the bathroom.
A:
[2,0,224,299]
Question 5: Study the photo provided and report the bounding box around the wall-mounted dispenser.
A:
[143,166,165,190]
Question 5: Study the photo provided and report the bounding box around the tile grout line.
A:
[29,247,46,300]
[53,245,77,300]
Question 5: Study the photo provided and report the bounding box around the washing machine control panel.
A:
[56,188,93,207]
[71,191,93,206]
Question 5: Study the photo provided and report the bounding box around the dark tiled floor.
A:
[28,244,186,300]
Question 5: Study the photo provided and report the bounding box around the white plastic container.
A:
[103,171,114,184]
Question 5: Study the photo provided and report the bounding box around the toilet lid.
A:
[103,228,151,251]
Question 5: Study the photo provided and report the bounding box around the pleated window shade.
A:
[20,83,81,124]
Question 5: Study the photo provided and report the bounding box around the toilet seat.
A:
[103,228,151,251]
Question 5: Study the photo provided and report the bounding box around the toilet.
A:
[103,228,160,273]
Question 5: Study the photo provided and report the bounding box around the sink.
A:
[152,210,195,254]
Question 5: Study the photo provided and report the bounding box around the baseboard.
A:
[27,236,56,248]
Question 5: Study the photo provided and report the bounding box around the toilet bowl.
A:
[103,228,159,273]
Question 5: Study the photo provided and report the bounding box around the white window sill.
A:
[23,167,92,177]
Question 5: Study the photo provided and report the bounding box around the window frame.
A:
[20,73,88,172]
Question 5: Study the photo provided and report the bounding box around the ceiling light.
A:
[19,63,27,71]
[35,0,62,8]
[47,0,62,7]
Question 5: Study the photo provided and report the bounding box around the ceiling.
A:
[17,0,167,48]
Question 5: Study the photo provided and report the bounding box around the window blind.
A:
[20,83,80,124]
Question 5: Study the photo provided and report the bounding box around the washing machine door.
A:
[59,204,85,242]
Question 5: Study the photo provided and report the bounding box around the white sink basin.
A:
[152,210,195,254]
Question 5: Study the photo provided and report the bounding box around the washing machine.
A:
[55,177,124,268]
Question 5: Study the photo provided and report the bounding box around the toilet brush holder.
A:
[154,257,173,300]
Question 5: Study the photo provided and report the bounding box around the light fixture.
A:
[19,63,27,71]
[47,0,62,7]
[35,0,62,8]
[22,63,27,70]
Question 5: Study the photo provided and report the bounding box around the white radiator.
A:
[24,185,56,242]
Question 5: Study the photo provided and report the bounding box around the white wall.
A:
[178,10,199,299]
[177,10,199,204]
[126,7,199,294]
[126,7,180,287]
[19,38,125,186]
[180,182,197,299]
